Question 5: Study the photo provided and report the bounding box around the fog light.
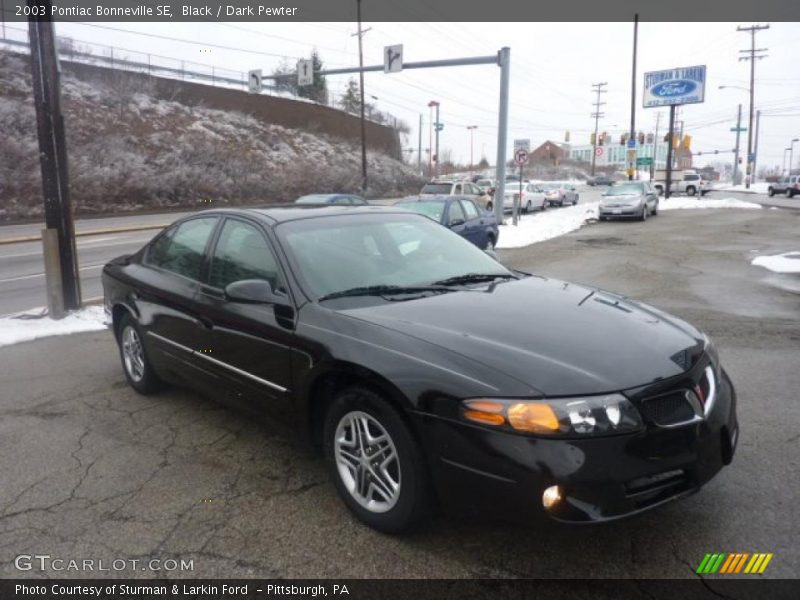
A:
[542,485,562,510]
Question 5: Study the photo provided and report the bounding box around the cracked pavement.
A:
[1,207,798,579]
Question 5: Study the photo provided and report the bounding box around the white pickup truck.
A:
[653,170,707,197]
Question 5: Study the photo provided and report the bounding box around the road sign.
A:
[626,149,637,161]
[627,138,637,149]
[513,139,530,152]
[514,149,529,165]
[384,44,403,73]
[248,69,262,93]
[636,157,653,166]
[435,122,444,131]
[297,59,313,86]
[643,65,706,108]
[748,153,755,162]
[595,146,604,157]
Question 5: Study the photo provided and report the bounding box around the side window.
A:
[446,201,466,224]
[209,219,282,291]
[148,217,217,281]
[334,196,352,205]
[453,183,462,194]
[461,200,480,220]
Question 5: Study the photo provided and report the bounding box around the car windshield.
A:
[539,183,559,190]
[277,213,511,301]
[605,183,645,196]
[296,194,334,204]
[420,183,453,194]
[396,200,446,222]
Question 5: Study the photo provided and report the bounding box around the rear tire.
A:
[525,200,532,214]
[687,186,696,196]
[117,313,162,395]
[652,201,659,216]
[786,189,794,198]
[486,202,493,211]
[323,386,430,534]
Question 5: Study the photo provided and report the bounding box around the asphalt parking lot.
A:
[1,206,798,579]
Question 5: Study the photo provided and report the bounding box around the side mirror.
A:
[225,279,287,305]
[449,218,465,227]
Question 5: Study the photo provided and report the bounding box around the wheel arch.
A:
[111,301,139,340]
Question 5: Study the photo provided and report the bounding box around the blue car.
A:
[395,195,500,250]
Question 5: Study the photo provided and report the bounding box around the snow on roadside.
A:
[0,306,108,349]
[496,202,599,249]
[659,197,762,210]
[751,252,800,274]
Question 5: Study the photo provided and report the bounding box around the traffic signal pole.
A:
[28,7,81,314]
[664,105,676,199]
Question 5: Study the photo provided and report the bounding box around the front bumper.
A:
[417,367,738,524]
[599,205,644,218]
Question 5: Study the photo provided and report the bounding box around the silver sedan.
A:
[598,182,659,221]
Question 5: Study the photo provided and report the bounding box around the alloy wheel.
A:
[121,326,145,382]
[334,411,401,513]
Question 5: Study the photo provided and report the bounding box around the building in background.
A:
[568,141,672,170]
[530,140,567,164]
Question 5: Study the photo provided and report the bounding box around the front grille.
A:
[638,392,696,426]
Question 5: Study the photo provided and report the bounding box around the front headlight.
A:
[461,394,643,437]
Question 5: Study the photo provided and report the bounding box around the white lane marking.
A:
[0,263,104,284]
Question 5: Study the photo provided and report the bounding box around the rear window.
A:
[397,200,446,222]
[684,175,699,181]
[421,183,453,194]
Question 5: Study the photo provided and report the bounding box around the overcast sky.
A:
[32,20,800,171]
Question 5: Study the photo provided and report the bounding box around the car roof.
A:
[398,195,476,203]
[176,205,413,225]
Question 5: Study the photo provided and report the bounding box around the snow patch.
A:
[0,306,108,348]
[751,252,800,274]
[496,202,599,249]
[659,197,762,210]
[711,182,771,195]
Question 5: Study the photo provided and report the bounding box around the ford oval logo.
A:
[652,80,697,97]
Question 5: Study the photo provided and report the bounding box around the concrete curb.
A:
[0,223,168,246]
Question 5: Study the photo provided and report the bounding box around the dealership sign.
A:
[643,65,706,108]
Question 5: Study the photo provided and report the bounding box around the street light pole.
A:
[790,138,800,176]
[467,125,477,176]
[628,13,638,181]
[737,24,769,189]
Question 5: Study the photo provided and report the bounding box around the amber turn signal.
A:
[463,400,506,426]
[507,402,560,433]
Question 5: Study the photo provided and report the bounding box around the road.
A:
[0,189,794,315]
[0,204,797,579]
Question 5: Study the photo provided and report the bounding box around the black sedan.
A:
[103,206,738,533]
[394,195,499,251]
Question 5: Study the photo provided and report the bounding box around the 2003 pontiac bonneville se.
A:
[102,205,738,532]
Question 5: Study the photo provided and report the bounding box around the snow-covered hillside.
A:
[0,51,422,221]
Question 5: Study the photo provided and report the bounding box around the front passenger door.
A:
[195,217,294,415]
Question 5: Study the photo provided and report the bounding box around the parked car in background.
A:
[395,195,499,250]
[599,181,659,221]
[419,180,491,210]
[296,194,368,205]
[104,205,738,533]
[541,183,579,207]
[587,174,615,186]
[503,182,547,213]
[653,170,707,197]
[768,175,800,198]
[475,178,495,197]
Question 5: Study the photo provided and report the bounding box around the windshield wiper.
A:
[432,273,518,287]
[318,284,452,302]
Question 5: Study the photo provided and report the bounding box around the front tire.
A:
[323,387,429,533]
[786,189,794,198]
[767,187,775,197]
[525,200,532,214]
[117,313,162,394]
[640,204,648,221]
[687,186,696,196]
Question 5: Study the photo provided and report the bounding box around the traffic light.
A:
[565,130,570,142]
[664,133,670,142]
[646,133,654,144]
[600,132,607,146]
[638,132,645,145]
[682,134,692,150]
[738,157,742,164]
[590,132,596,145]
[620,134,626,146]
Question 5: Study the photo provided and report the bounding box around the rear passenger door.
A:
[194,217,295,413]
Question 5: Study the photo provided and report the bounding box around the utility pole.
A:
[651,112,661,180]
[353,0,369,192]
[427,101,435,177]
[665,105,676,198]
[467,125,477,176]
[752,109,761,181]
[590,82,607,176]
[417,113,422,175]
[434,103,441,177]
[28,4,81,313]
[738,24,769,189]
[628,13,638,181]
[732,104,744,184]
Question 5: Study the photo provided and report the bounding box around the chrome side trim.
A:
[703,365,716,417]
[147,331,194,354]
[146,330,288,393]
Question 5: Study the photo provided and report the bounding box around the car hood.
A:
[340,276,705,396]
